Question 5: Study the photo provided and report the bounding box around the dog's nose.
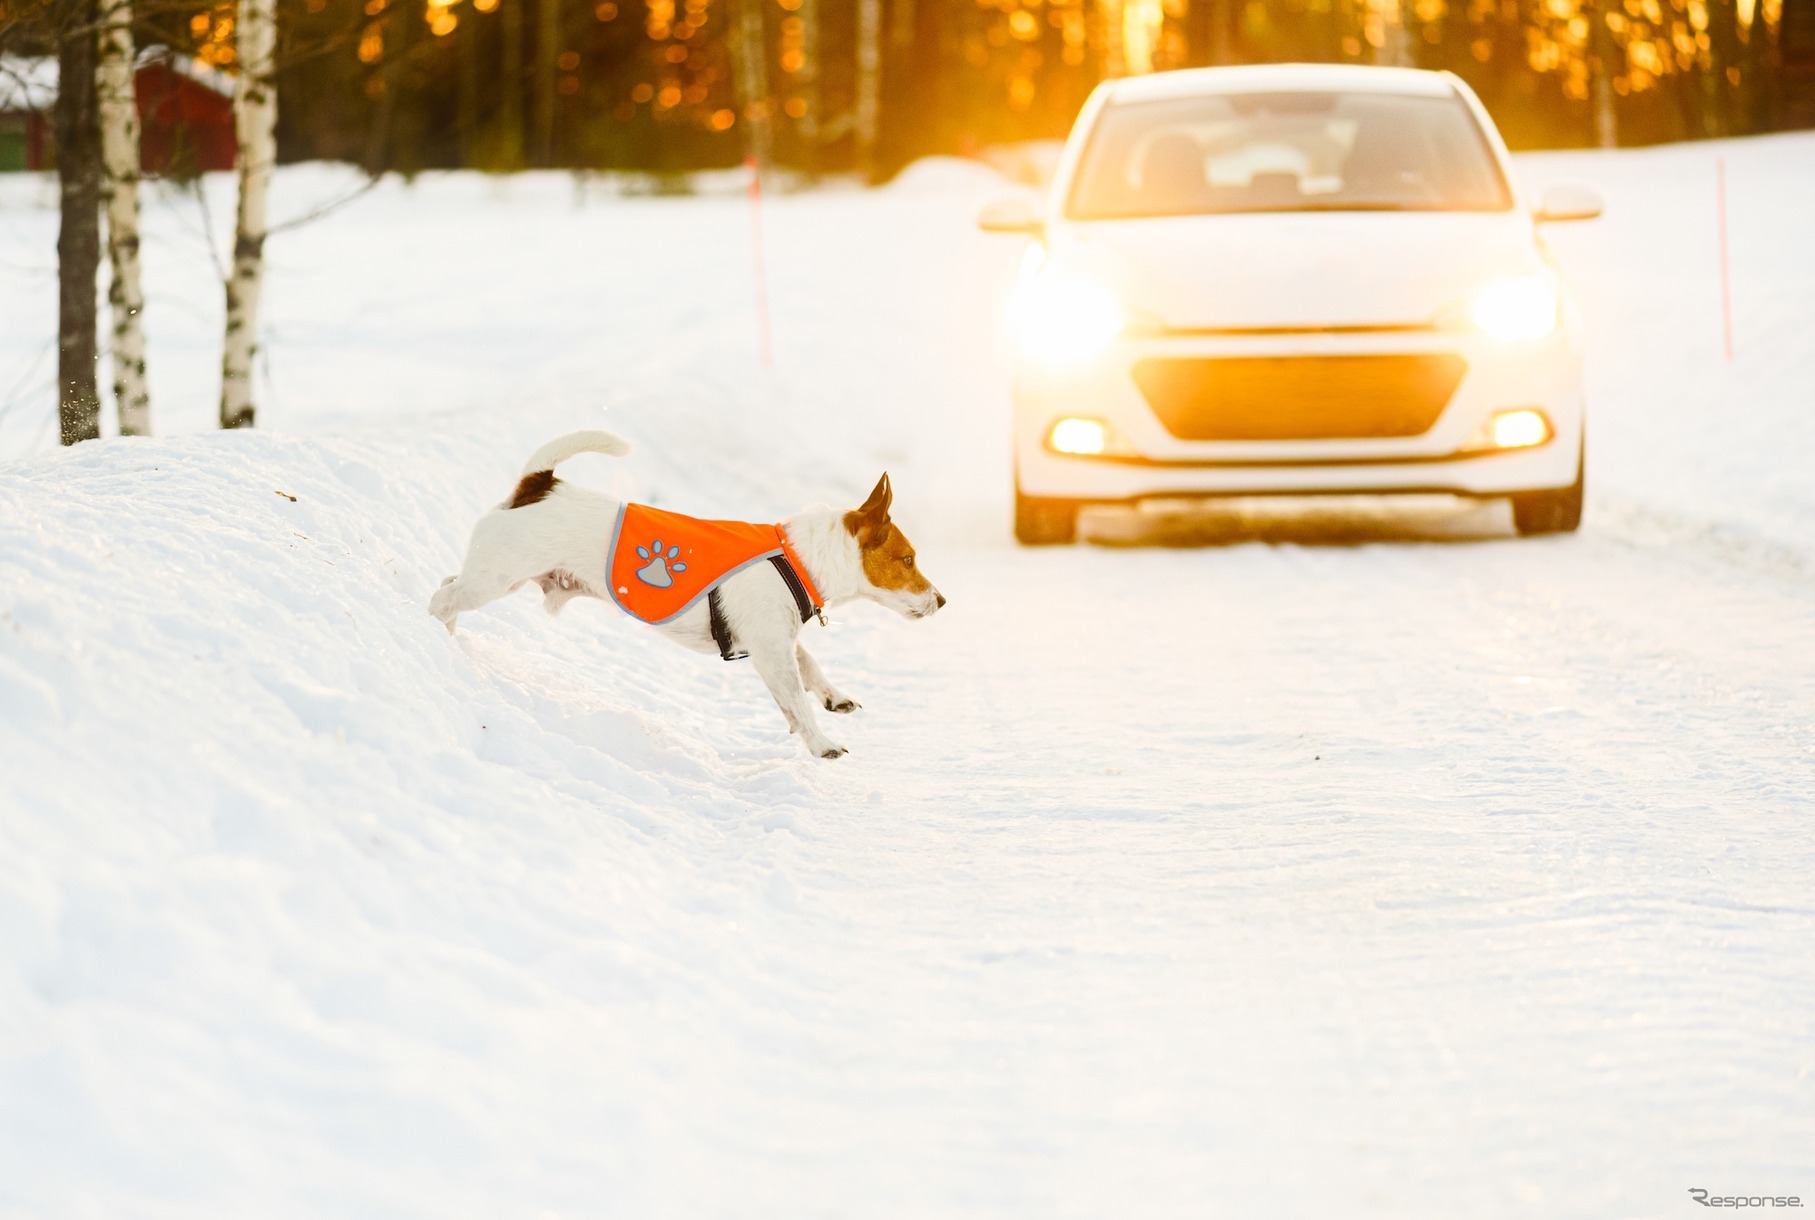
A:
[934,591,947,610]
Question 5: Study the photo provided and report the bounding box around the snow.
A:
[0,51,233,113]
[0,57,58,113]
[3,134,1814,1217]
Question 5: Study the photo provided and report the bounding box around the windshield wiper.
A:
[1240,202,1427,213]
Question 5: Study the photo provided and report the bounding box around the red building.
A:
[135,50,237,174]
[0,49,237,175]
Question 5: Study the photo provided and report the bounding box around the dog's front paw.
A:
[823,693,860,714]
[806,738,848,759]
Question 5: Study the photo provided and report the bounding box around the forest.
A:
[7,0,1815,184]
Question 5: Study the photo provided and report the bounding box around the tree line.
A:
[270,0,1810,174]
[3,0,1812,445]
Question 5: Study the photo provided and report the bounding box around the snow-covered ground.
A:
[2,134,1813,1218]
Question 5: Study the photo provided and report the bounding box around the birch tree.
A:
[97,0,150,435]
[220,0,277,430]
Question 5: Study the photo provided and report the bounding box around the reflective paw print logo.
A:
[634,539,687,588]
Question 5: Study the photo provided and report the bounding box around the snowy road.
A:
[795,526,1815,1214]
[3,138,1814,1217]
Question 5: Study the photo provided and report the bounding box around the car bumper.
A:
[1013,326,1584,502]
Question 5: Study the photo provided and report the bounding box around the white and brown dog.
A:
[429,430,944,758]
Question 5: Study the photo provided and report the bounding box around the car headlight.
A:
[1471,274,1560,341]
[1008,270,1124,367]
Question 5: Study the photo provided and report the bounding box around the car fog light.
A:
[1471,274,1560,341]
[1048,417,1110,455]
[1464,408,1553,452]
[1492,409,1552,448]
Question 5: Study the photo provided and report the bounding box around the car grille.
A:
[1131,354,1467,441]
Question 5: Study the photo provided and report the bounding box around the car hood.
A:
[1048,211,1543,330]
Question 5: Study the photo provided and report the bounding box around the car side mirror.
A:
[977,195,1044,236]
[1534,185,1603,223]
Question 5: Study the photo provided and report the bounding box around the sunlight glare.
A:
[1472,275,1559,341]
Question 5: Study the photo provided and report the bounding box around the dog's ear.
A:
[846,473,893,546]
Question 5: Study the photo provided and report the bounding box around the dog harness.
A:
[606,503,825,661]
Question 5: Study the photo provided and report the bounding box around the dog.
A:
[429,430,944,758]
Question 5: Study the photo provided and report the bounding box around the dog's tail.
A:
[520,429,631,475]
[504,430,631,510]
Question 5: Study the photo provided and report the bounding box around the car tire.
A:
[1014,487,1080,546]
[1510,448,1584,536]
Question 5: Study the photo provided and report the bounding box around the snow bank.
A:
[0,419,950,1216]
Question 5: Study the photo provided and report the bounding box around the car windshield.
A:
[1067,90,1513,219]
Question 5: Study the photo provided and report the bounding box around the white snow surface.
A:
[2,137,1813,1217]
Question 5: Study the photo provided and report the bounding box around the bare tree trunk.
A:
[361,10,398,172]
[734,0,771,171]
[1707,0,1742,134]
[535,0,558,166]
[1592,69,1618,146]
[1736,0,1771,131]
[855,0,881,178]
[98,0,150,435]
[1589,0,1619,147]
[220,0,277,430]
[1378,0,1415,66]
[795,0,820,174]
[56,0,103,445]
[1188,0,1233,65]
[1101,0,1126,78]
[1784,0,1815,128]
[501,0,525,167]
[459,3,480,164]
[890,0,915,50]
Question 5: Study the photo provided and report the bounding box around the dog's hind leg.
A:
[749,638,847,759]
[537,570,594,617]
[797,643,860,714]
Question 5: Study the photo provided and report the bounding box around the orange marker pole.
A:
[1717,156,1734,362]
[746,154,774,369]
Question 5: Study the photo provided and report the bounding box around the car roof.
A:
[1103,63,1459,104]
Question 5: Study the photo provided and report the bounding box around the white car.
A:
[980,63,1602,545]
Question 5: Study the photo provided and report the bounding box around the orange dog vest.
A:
[607,503,824,632]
